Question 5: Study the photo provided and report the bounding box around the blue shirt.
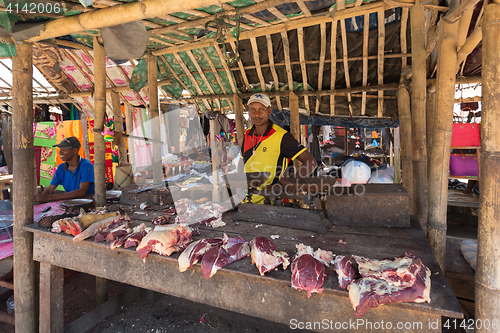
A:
[50,157,95,194]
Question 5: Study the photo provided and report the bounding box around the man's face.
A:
[58,147,78,161]
[248,102,272,127]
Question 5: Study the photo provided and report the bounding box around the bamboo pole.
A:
[281,32,294,92]
[125,104,136,173]
[94,36,109,305]
[377,10,385,117]
[1,112,12,173]
[476,3,500,327]
[148,52,163,183]
[111,91,127,164]
[316,23,327,114]
[410,0,428,231]
[233,95,245,149]
[330,20,338,116]
[427,20,458,270]
[398,80,414,214]
[250,37,267,94]
[340,19,353,115]
[80,111,91,160]
[229,41,252,92]
[289,91,301,171]
[394,127,401,184]
[297,28,310,111]
[12,41,36,332]
[266,35,282,110]
[443,0,482,24]
[426,91,436,170]
[361,14,369,115]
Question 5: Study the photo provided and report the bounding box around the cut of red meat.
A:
[178,238,223,272]
[334,255,356,289]
[291,254,327,299]
[198,234,250,279]
[110,224,149,250]
[124,227,149,249]
[136,224,193,260]
[348,252,431,317]
[250,237,289,276]
[105,225,131,241]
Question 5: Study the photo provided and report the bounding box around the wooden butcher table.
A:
[25,210,462,333]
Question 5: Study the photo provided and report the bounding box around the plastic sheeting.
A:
[270,109,399,128]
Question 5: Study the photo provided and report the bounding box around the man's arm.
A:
[294,150,317,178]
[34,182,92,203]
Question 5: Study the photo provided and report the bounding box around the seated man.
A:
[34,137,95,203]
[240,93,317,204]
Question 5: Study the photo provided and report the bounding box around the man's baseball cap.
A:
[53,137,81,149]
[247,93,271,108]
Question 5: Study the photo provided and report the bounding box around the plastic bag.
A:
[6,295,14,314]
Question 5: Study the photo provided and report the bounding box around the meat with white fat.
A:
[250,237,289,276]
[136,224,193,261]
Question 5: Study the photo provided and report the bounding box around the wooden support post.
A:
[410,0,428,231]
[476,2,500,328]
[394,127,401,184]
[426,91,436,165]
[79,111,91,160]
[233,95,245,149]
[209,118,219,202]
[289,92,301,171]
[39,263,64,333]
[148,52,163,183]
[427,20,458,270]
[111,91,127,164]
[397,82,413,213]
[12,41,37,332]
[96,277,108,306]
[93,36,107,208]
[1,113,12,174]
[125,104,136,172]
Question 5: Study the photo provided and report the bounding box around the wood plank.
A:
[316,23,327,114]
[0,311,14,325]
[242,14,271,26]
[337,0,345,10]
[267,7,290,22]
[158,55,191,93]
[212,44,238,94]
[330,20,338,116]
[39,263,64,333]
[250,37,267,93]
[377,10,385,117]
[296,0,311,17]
[446,271,475,301]
[339,19,353,115]
[26,222,463,319]
[233,203,329,234]
[297,28,310,111]
[64,287,143,333]
[445,235,476,275]
[280,32,294,92]
[172,52,211,109]
[266,34,282,110]
[401,8,408,67]
[229,41,252,92]
[361,14,369,115]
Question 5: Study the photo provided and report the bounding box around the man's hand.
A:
[34,193,50,203]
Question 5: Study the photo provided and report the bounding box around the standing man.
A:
[240,93,317,204]
[34,137,95,203]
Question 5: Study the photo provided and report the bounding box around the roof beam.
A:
[266,34,282,110]
[315,23,326,114]
[330,20,338,116]
[297,28,309,111]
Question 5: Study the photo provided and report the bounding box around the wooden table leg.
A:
[39,262,64,333]
[96,276,108,306]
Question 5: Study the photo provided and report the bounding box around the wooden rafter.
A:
[316,23,327,114]
[297,28,309,111]
[266,34,282,110]
[361,13,369,115]
[242,14,271,27]
[401,8,409,67]
[280,31,294,92]
[265,7,290,22]
[330,20,338,116]
[172,52,211,109]
[158,55,191,93]
[296,0,311,17]
[337,0,346,11]
[250,37,267,93]
[212,44,238,94]
[229,41,251,92]
[339,19,353,115]
[377,10,385,117]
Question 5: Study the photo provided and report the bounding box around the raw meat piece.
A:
[196,215,226,228]
[348,270,431,317]
[93,216,131,243]
[200,234,250,279]
[352,252,425,288]
[250,237,289,276]
[73,214,130,242]
[152,214,173,225]
[290,244,331,298]
[136,224,193,260]
[334,256,356,289]
[348,252,432,317]
[178,238,223,272]
[109,224,149,250]
[291,254,327,299]
[124,225,151,249]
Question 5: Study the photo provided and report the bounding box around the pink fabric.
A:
[0,201,66,217]
[0,228,13,259]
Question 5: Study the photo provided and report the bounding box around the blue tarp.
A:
[270,110,399,128]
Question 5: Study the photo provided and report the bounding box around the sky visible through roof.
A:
[0,59,54,94]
